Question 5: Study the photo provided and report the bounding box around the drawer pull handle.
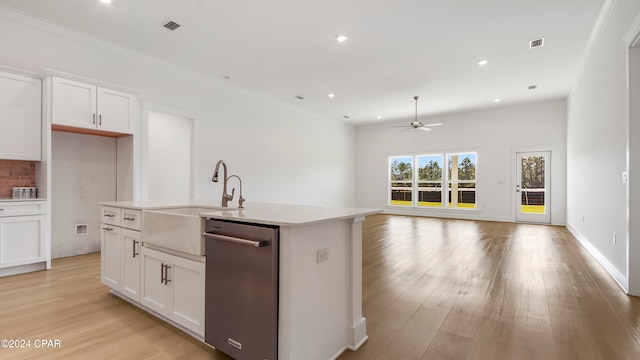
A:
[102,227,114,232]
[104,214,115,218]
[123,217,136,221]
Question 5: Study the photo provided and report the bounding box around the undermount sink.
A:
[142,206,242,256]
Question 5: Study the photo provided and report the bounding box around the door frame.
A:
[512,150,551,224]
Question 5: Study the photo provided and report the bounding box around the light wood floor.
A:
[1,214,640,359]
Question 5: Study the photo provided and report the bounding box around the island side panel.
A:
[278,219,355,360]
[347,216,368,350]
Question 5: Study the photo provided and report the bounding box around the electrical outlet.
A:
[317,248,329,263]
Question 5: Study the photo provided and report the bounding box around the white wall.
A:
[51,131,116,258]
[0,8,355,207]
[146,111,193,201]
[355,100,567,224]
[566,0,640,291]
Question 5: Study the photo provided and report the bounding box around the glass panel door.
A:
[516,151,550,223]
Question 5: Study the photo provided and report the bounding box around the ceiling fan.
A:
[392,96,442,132]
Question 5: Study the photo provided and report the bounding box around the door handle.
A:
[164,265,171,285]
[132,240,139,258]
[92,113,96,124]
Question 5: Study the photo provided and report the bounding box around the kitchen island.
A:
[99,201,380,360]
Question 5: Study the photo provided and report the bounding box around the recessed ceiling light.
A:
[377,116,382,120]
[343,115,350,119]
[528,85,537,90]
[99,0,112,3]
[477,59,488,66]
[336,35,348,42]
[295,95,305,100]
[328,93,335,98]
[494,98,501,103]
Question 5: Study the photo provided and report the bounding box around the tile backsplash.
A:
[0,160,37,199]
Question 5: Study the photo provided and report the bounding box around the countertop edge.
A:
[99,201,382,226]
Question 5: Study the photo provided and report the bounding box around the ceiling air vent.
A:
[529,38,544,49]
[163,20,181,31]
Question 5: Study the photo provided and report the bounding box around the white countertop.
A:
[99,200,381,227]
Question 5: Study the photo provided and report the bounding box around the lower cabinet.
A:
[121,229,141,301]
[101,224,142,303]
[100,224,121,289]
[0,214,46,269]
[140,246,205,336]
[100,207,141,302]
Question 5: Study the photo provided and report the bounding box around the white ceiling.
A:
[0,0,605,126]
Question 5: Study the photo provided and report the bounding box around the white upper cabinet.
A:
[0,71,42,160]
[51,77,135,135]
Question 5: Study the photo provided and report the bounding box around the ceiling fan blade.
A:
[422,122,443,127]
[418,127,432,132]
[391,125,410,128]
[400,127,412,132]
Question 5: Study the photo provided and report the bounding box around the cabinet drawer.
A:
[0,201,45,217]
[101,207,121,226]
[121,209,141,231]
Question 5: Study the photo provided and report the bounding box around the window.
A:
[389,152,477,209]
[417,154,443,207]
[389,156,413,206]
[447,153,476,209]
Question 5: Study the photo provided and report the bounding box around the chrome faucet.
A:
[227,175,245,208]
[212,160,234,207]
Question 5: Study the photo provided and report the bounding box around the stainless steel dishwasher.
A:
[203,218,279,360]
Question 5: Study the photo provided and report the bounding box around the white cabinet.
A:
[52,77,135,135]
[0,71,41,160]
[121,228,141,301]
[0,201,47,275]
[140,246,205,336]
[100,206,142,302]
[100,223,121,289]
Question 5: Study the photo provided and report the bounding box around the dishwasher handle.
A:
[203,232,270,248]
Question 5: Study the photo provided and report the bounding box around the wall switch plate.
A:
[317,248,329,263]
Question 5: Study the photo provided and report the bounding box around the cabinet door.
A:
[52,77,97,130]
[97,87,134,135]
[0,72,41,160]
[168,254,205,336]
[140,247,170,314]
[100,224,121,290]
[0,215,45,268]
[121,229,141,302]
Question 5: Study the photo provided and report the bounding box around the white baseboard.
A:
[566,223,629,293]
